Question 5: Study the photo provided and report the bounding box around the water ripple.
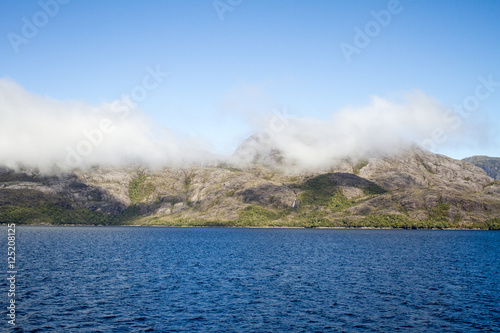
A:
[1,227,498,332]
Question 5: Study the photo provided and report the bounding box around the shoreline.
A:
[2,223,492,231]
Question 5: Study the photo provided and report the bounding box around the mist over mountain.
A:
[0,78,474,172]
[1,145,499,229]
[3,78,500,229]
[230,92,472,170]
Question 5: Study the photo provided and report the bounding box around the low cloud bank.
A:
[0,78,213,172]
[0,78,469,172]
[232,92,466,169]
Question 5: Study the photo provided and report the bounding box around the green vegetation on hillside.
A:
[428,199,451,223]
[485,217,500,230]
[0,203,116,225]
[0,187,139,225]
[353,160,369,175]
[300,189,355,212]
[299,174,346,207]
[1,163,500,229]
[298,173,385,211]
[237,205,292,226]
[129,173,156,204]
[364,183,387,195]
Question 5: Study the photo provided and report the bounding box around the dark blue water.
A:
[1,227,499,332]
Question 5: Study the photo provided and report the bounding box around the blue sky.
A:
[1,0,500,161]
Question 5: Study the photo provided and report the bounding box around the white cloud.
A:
[0,79,483,172]
[232,91,470,169]
[0,78,214,172]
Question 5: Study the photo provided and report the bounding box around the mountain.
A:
[1,148,500,229]
[463,156,500,180]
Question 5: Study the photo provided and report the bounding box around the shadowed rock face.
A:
[1,148,500,228]
[0,168,128,225]
[0,170,127,214]
[238,184,294,208]
[326,173,385,189]
[463,156,500,180]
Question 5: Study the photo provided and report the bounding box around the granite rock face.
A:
[1,148,499,228]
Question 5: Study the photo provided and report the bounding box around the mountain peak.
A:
[463,156,500,180]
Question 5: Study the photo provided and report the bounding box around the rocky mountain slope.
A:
[463,156,500,180]
[1,148,500,229]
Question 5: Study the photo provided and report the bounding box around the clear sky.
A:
[1,0,500,163]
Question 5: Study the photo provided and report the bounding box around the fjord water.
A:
[3,227,499,332]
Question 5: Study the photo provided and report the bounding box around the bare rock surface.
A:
[1,147,499,228]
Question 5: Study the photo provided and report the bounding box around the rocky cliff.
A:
[1,148,500,229]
